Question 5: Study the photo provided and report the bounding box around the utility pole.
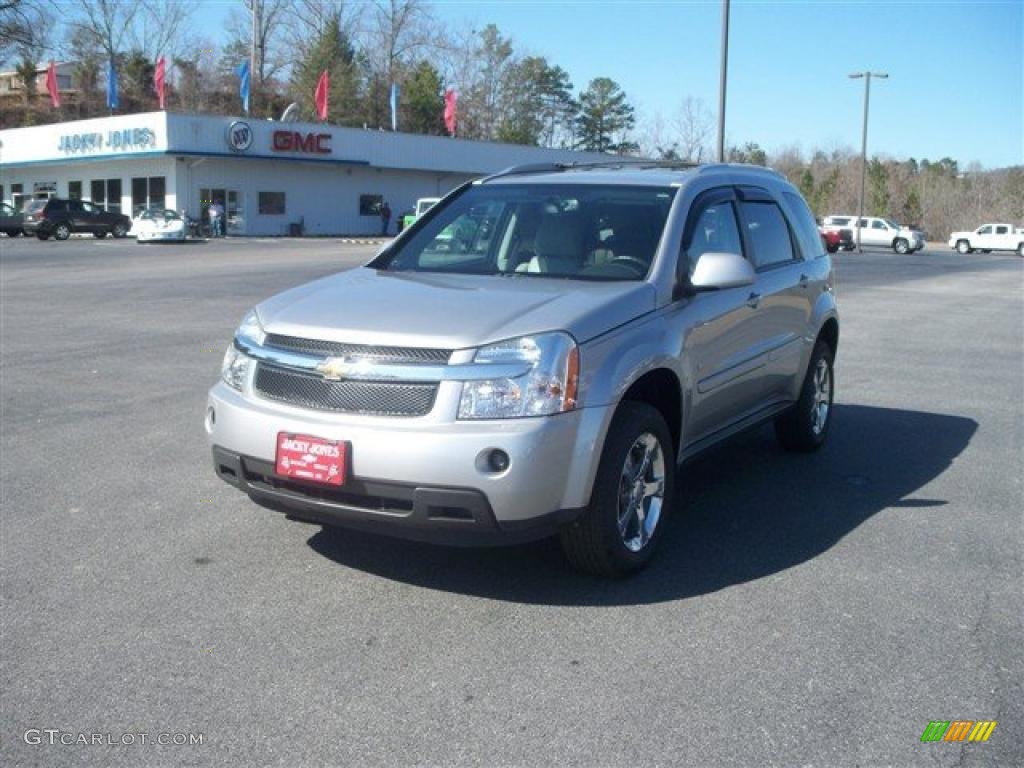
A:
[849,71,888,252]
[716,0,730,163]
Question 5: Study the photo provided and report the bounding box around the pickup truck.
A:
[822,215,924,254]
[400,197,441,232]
[948,224,1024,256]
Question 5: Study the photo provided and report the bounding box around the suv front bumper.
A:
[206,381,609,544]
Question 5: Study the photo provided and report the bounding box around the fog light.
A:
[487,449,510,473]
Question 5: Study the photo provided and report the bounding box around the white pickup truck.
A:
[948,224,1024,256]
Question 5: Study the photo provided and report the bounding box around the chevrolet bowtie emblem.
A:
[316,357,353,381]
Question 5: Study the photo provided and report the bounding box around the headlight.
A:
[458,332,579,419]
[236,309,266,346]
[221,343,251,390]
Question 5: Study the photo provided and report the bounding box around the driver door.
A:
[677,187,770,447]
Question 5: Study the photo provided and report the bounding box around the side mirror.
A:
[689,251,755,292]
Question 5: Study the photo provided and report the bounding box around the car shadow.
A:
[305,404,977,605]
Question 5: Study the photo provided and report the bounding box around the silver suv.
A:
[207,162,839,575]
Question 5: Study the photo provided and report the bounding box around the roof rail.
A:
[480,158,702,183]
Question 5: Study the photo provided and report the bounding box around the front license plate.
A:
[275,432,347,486]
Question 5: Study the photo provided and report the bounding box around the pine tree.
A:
[402,60,444,135]
[573,77,636,153]
[291,16,361,125]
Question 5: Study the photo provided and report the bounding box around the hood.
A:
[256,267,656,350]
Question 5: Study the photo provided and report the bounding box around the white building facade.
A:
[0,112,611,236]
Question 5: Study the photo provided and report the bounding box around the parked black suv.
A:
[22,198,132,241]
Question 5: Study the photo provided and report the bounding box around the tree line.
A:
[1,0,1019,237]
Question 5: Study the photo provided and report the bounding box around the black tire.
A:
[5,229,21,237]
[775,341,835,453]
[112,223,128,238]
[560,402,675,577]
[826,241,839,254]
[36,232,49,241]
[94,230,107,239]
[893,238,910,254]
[53,223,71,241]
[1017,243,1023,257]
[956,239,972,254]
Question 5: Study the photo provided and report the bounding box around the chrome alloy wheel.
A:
[617,433,666,552]
[810,358,832,436]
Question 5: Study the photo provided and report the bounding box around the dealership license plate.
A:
[275,433,347,486]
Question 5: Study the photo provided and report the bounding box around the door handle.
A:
[798,274,809,288]
[746,292,761,309]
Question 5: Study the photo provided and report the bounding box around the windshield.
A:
[380,183,677,281]
[885,219,902,229]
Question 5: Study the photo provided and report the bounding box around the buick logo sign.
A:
[226,120,252,152]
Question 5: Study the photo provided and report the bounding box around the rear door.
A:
[736,187,814,402]
[993,224,1011,250]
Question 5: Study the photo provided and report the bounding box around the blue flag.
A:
[389,82,399,131]
[236,60,250,114]
[106,59,119,110]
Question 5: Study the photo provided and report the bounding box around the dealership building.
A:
[0,112,611,236]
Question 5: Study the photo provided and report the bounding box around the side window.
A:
[995,226,1008,235]
[684,199,743,275]
[978,225,992,234]
[782,191,823,259]
[871,220,886,230]
[68,200,84,213]
[739,201,796,269]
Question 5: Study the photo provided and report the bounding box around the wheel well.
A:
[817,318,839,358]
[621,369,682,456]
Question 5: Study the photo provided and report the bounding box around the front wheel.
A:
[36,232,50,241]
[94,230,107,239]
[893,238,910,254]
[112,223,128,238]
[775,341,835,453]
[956,240,972,254]
[1017,243,1023,257]
[53,223,71,241]
[560,402,675,577]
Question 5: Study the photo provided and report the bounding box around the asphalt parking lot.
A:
[1,236,1021,767]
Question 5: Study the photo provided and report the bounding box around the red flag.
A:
[45,61,60,108]
[444,89,457,136]
[314,70,329,121]
[154,56,166,110]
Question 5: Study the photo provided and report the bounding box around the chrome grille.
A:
[263,334,451,365]
[254,364,437,416]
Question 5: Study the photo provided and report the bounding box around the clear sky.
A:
[209,0,1024,168]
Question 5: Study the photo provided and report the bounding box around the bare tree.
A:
[673,96,713,163]
[0,0,52,63]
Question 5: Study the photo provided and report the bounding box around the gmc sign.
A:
[272,131,331,154]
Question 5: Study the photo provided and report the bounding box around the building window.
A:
[68,181,82,200]
[90,179,105,206]
[106,178,122,214]
[149,176,165,210]
[11,183,25,211]
[259,192,286,215]
[359,194,383,216]
[132,176,166,215]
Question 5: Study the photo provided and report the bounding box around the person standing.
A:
[380,201,391,236]
[209,201,223,238]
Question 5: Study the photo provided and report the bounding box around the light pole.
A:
[849,71,888,252]
[717,0,730,162]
